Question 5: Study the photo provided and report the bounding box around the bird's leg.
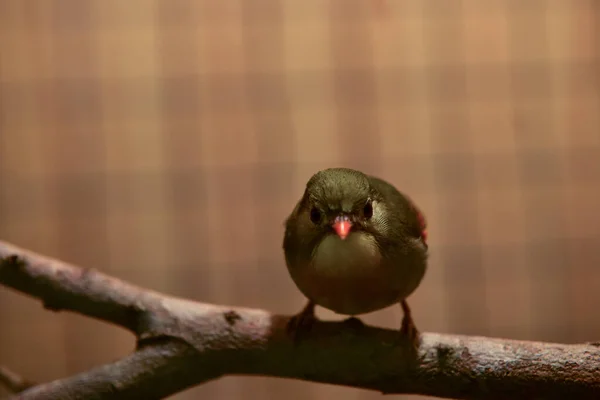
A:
[287,300,317,341]
[400,299,420,349]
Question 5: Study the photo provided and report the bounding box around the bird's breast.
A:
[311,232,382,278]
[289,232,405,315]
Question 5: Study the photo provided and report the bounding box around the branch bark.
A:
[0,240,599,400]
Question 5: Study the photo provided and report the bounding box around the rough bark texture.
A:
[1,240,599,400]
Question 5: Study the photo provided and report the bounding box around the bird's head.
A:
[302,168,376,241]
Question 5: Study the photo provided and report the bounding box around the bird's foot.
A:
[399,300,421,351]
[286,301,316,342]
[400,314,420,350]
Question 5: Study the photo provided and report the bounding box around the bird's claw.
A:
[399,300,420,351]
[400,317,420,349]
[286,302,316,342]
[400,314,420,350]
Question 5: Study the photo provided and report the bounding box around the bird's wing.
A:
[367,176,427,245]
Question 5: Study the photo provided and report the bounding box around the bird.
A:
[282,167,428,347]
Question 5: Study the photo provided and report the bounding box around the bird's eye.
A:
[310,207,321,224]
[363,200,373,219]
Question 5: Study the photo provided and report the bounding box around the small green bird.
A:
[283,167,428,346]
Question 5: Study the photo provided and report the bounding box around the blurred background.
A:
[1,1,599,399]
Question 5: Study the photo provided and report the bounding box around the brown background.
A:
[1,1,599,399]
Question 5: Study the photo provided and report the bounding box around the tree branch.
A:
[1,240,599,400]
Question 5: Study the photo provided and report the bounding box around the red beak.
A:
[332,216,352,240]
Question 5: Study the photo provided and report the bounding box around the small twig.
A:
[0,366,35,394]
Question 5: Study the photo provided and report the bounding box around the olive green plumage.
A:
[283,167,428,317]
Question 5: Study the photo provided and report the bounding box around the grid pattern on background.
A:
[1,1,599,399]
